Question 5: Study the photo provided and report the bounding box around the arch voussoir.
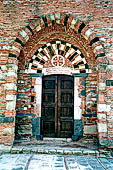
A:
[28,40,90,74]
[8,12,105,62]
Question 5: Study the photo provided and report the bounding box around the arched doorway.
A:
[12,12,104,143]
[41,75,74,138]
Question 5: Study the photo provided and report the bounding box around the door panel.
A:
[43,107,55,120]
[61,80,73,89]
[61,93,72,103]
[42,76,57,137]
[41,75,74,138]
[43,121,55,137]
[58,76,74,138]
[43,93,55,103]
[60,107,73,117]
[44,80,55,89]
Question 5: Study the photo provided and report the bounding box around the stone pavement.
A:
[11,144,100,156]
[0,154,113,170]
[10,138,111,156]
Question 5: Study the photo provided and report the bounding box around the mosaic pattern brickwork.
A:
[28,40,89,73]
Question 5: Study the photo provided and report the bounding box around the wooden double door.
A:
[41,75,74,138]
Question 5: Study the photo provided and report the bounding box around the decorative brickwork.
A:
[8,13,104,62]
[0,0,113,150]
[28,40,90,74]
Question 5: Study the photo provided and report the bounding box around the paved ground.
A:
[11,138,110,156]
[14,137,99,150]
[0,154,113,170]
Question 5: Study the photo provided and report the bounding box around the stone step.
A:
[11,146,99,156]
[43,137,72,142]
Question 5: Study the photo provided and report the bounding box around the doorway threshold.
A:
[12,136,99,155]
[43,137,72,142]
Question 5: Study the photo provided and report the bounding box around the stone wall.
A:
[0,0,113,149]
[15,72,32,140]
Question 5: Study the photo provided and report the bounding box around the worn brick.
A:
[0,0,113,148]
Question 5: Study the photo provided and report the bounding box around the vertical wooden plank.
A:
[57,75,61,137]
[57,75,74,137]
[41,75,56,137]
[55,75,58,137]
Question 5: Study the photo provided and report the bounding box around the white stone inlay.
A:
[98,104,111,112]
[72,55,81,64]
[70,18,78,29]
[4,83,17,90]
[6,95,16,101]
[19,30,29,41]
[19,30,27,38]
[43,48,51,58]
[94,45,103,53]
[6,101,16,110]
[36,25,41,32]
[65,48,75,58]
[98,123,107,133]
[42,66,74,76]
[84,125,97,135]
[11,46,20,53]
[98,83,106,91]
[97,113,106,120]
[107,65,113,71]
[33,61,43,68]
[50,13,55,20]
[84,29,93,40]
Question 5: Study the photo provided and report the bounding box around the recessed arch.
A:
[7,12,106,143]
[28,40,89,73]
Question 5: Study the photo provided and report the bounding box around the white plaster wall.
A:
[34,77,42,117]
[74,77,82,120]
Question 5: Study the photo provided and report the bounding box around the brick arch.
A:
[28,40,89,73]
[6,12,106,147]
[8,12,105,63]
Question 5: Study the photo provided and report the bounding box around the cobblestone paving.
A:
[0,154,113,170]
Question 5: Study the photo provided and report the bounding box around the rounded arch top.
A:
[9,12,105,63]
[27,40,90,74]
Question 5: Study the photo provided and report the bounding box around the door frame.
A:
[31,72,87,140]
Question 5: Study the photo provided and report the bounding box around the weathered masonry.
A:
[0,0,113,151]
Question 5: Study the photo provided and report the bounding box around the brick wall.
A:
[0,0,113,149]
